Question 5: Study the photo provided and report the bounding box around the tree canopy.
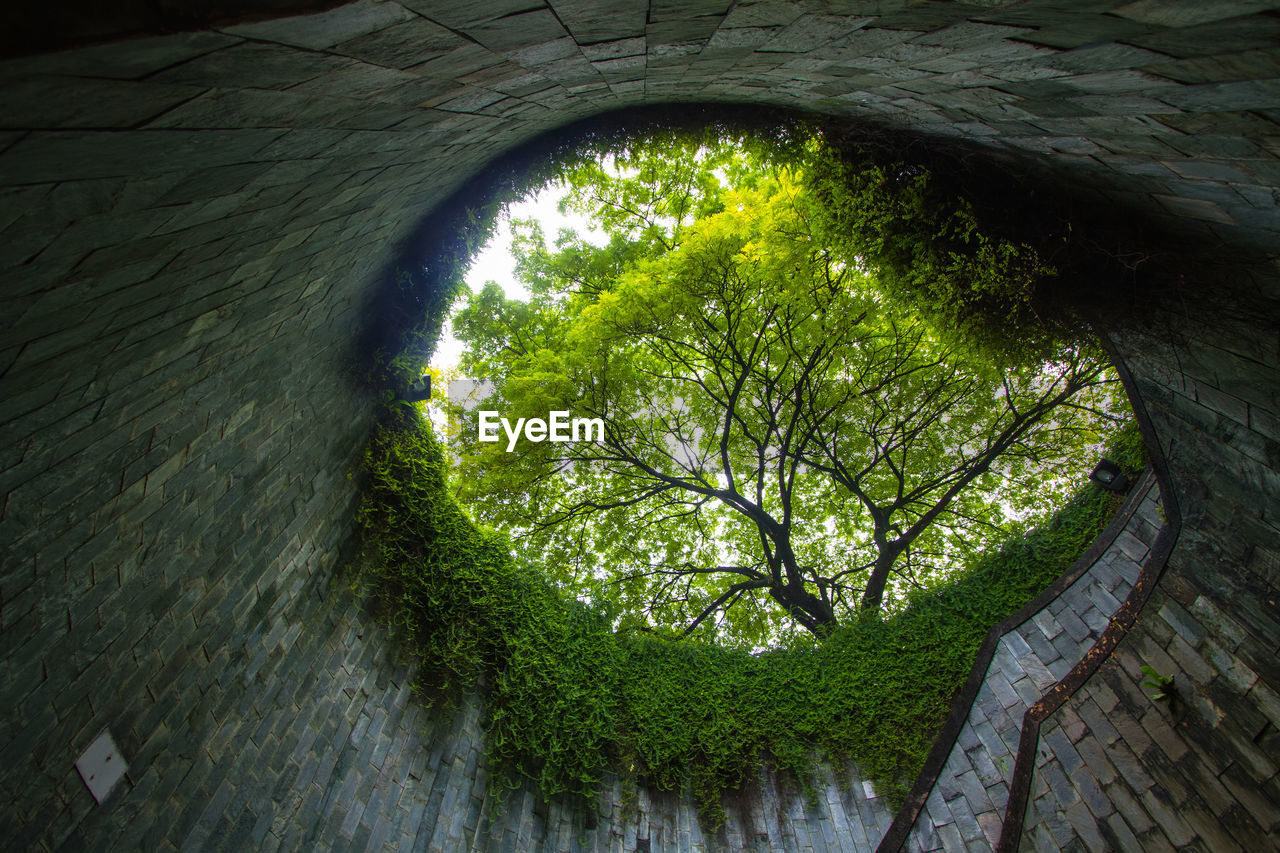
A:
[445,132,1130,648]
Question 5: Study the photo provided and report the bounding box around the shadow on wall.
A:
[2,1,350,59]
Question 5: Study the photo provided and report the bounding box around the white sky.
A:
[431,182,607,372]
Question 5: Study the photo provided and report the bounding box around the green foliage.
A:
[368,108,812,396]
[802,143,1066,361]
[358,114,1148,830]
[353,408,1145,825]
[354,409,623,805]
[446,132,1131,645]
[1140,665,1176,702]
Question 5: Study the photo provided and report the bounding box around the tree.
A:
[446,135,1128,646]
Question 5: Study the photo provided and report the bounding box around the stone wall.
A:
[1013,294,1280,851]
[2,1,1279,850]
[889,476,1166,852]
[14,557,893,852]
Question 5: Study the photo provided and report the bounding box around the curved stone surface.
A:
[2,2,1279,851]
[895,475,1165,852]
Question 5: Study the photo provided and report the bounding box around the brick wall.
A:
[895,478,1166,852]
[2,2,1278,849]
[1015,290,1280,851]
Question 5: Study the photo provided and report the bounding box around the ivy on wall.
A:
[351,407,1143,824]
[353,108,1148,827]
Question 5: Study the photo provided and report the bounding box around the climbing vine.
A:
[352,111,1148,828]
[351,406,1144,825]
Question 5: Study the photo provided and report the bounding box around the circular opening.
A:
[431,122,1140,647]
[358,110,1148,818]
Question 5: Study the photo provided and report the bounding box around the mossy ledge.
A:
[347,403,1144,829]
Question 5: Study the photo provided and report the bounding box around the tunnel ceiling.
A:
[3,0,1280,266]
[2,1,353,59]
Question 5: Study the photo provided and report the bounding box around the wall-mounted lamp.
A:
[1089,459,1130,493]
[76,729,128,804]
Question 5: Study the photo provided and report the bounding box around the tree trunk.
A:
[769,583,837,635]
[769,540,838,635]
[859,550,897,613]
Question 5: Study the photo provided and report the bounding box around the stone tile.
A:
[1139,784,1198,848]
[1055,606,1094,644]
[222,0,416,50]
[1083,582,1122,617]
[1048,638,1082,674]
[988,671,1023,709]
[1017,653,1057,690]
[1075,698,1122,747]
[1158,600,1208,648]
[1079,605,1111,635]
[1043,726,1085,776]
[1108,739,1155,794]
[1010,674,1043,707]
[1032,610,1064,641]
[1023,628,1063,665]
